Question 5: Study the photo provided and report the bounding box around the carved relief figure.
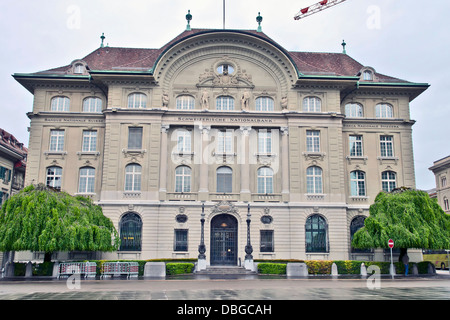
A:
[281,96,288,110]
[240,90,251,111]
[201,89,209,111]
[162,92,169,108]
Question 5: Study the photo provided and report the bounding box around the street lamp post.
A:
[197,202,207,271]
[244,203,254,271]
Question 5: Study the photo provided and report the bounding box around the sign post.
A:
[388,239,394,277]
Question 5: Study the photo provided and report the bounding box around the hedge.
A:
[257,263,287,274]
[257,260,435,275]
[13,262,54,276]
[166,263,195,275]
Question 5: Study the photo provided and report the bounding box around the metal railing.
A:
[101,261,139,279]
[58,261,97,279]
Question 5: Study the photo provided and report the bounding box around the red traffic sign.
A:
[388,239,394,249]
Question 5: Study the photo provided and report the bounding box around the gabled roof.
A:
[18,28,423,85]
[0,128,27,166]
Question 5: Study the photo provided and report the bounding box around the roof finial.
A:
[100,33,106,48]
[341,39,347,54]
[186,10,192,31]
[256,12,263,32]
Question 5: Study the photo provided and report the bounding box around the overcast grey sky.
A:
[1,0,448,191]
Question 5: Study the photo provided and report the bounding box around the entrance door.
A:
[210,214,238,266]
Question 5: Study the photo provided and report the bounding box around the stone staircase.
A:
[195,266,257,275]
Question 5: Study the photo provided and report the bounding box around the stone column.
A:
[240,126,251,202]
[198,126,210,201]
[280,127,290,202]
[159,124,170,200]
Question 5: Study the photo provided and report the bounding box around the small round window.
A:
[217,64,234,75]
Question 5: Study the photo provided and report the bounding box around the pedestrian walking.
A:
[402,253,410,276]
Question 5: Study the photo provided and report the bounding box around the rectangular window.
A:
[349,135,363,157]
[174,229,188,251]
[258,130,272,154]
[217,130,233,154]
[380,136,394,157]
[350,171,366,196]
[177,130,191,153]
[128,127,143,149]
[0,166,11,183]
[82,130,97,152]
[306,130,320,152]
[260,230,274,252]
[49,130,65,151]
[78,167,96,193]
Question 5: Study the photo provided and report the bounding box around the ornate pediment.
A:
[210,201,239,214]
[197,56,254,89]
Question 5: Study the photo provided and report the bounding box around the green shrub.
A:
[257,263,286,274]
[333,260,362,274]
[305,260,333,274]
[33,262,54,276]
[166,263,195,275]
[417,261,432,274]
[14,263,26,276]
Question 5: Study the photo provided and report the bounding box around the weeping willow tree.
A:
[0,184,120,262]
[352,187,450,261]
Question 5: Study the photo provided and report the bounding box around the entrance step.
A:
[195,266,257,275]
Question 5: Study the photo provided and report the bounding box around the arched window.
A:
[176,95,195,110]
[306,166,323,194]
[128,93,147,109]
[305,214,327,252]
[175,166,191,193]
[217,166,232,193]
[74,63,85,74]
[51,96,70,112]
[83,97,102,113]
[444,197,450,211]
[257,167,274,194]
[119,212,142,251]
[255,97,274,111]
[350,170,366,196]
[303,96,321,112]
[124,164,142,191]
[345,103,363,118]
[363,70,373,81]
[46,166,62,190]
[381,171,396,192]
[78,167,95,194]
[216,96,234,111]
[375,103,393,118]
[350,215,370,253]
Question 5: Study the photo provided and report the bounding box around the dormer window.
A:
[359,67,377,82]
[74,64,85,74]
[363,70,373,81]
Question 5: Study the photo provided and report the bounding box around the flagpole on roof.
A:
[223,0,226,29]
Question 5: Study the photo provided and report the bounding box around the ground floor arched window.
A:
[305,214,328,252]
[119,212,142,251]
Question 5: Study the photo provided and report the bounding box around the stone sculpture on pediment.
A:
[240,90,251,111]
[200,89,209,111]
[162,92,169,108]
[196,59,254,89]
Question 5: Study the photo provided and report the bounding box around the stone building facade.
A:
[429,156,450,213]
[0,128,27,266]
[13,26,429,264]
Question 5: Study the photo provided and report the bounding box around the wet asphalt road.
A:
[1,271,450,300]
